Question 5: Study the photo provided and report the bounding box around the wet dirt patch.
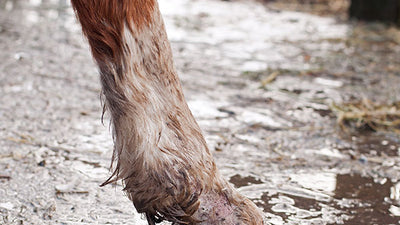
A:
[338,132,400,157]
[258,192,323,219]
[256,173,400,224]
[263,0,350,19]
[334,173,399,225]
[229,174,264,188]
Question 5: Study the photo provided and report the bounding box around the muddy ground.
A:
[0,0,399,224]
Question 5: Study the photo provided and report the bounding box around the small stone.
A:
[359,156,367,164]
[38,160,46,167]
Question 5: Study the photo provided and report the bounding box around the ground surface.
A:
[0,0,399,224]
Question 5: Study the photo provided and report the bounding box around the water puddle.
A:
[334,174,399,225]
[229,174,264,188]
[253,173,400,224]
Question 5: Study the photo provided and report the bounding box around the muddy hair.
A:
[71,0,264,224]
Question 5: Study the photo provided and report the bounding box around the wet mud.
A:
[252,173,399,225]
[0,0,399,224]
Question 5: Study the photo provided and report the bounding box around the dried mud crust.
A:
[0,0,399,224]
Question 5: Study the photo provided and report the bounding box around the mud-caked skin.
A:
[70,0,264,224]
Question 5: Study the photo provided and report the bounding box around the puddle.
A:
[256,173,400,224]
[259,192,324,222]
[229,174,264,188]
[334,174,399,225]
